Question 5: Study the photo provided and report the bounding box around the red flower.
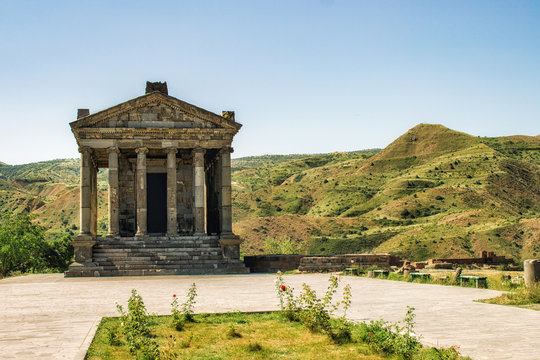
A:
[280,285,286,291]
[173,294,176,297]
[369,331,374,337]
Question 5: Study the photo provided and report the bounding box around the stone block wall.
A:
[244,255,305,273]
[427,252,512,266]
[119,156,136,236]
[177,151,194,234]
[298,254,401,273]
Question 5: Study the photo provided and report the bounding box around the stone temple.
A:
[65,82,248,276]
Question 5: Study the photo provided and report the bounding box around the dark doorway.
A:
[147,173,167,234]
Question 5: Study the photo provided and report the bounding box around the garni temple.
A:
[65,82,248,276]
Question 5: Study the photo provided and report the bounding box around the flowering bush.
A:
[182,283,197,322]
[275,272,353,343]
[171,283,198,331]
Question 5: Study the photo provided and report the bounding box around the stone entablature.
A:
[66,82,245,276]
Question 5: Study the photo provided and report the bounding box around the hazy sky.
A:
[0,0,539,165]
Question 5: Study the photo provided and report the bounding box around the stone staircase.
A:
[66,236,249,277]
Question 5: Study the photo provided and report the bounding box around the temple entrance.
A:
[147,173,167,234]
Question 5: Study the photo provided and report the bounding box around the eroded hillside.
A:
[1,124,538,261]
[232,124,540,261]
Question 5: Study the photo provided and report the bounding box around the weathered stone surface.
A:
[66,82,245,277]
[244,255,305,273]
[524,259,540,288]
[146,81,168,95]
[297,254,401,273]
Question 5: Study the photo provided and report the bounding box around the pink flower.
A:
[280,285,286,291]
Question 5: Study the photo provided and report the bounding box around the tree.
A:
[264,236,301,255]
[0,212,47,277]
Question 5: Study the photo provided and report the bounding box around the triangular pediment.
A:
[70,92,241,131]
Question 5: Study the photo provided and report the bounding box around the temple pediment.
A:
[70,92,241,132]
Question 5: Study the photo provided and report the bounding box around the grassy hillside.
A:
[0,124,538,262]
[0,159,109,239]
[232,124,540,262]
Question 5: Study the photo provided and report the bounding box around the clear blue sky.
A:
[1,0,539,165]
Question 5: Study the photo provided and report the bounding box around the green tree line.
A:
[0,212,73,278]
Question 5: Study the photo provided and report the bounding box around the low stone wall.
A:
[298,254,401,273]
[427,252,512,267]
[243,255,305,273]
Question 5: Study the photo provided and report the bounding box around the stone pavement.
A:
[0,273,538,360]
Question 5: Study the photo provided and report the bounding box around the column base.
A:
[219,234,243,260]
[65,261,102,277]
[73,234,96,263]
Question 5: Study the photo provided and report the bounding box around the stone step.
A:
[95,267,250,276]
[93,248,222,254]
[96,239,220,246]
[95,257,223,265]
[94,249,221,254]
[77,236,249,277]
[99,263,223,270]
[98,235,220,241]
[94,254,222,260]
[94,243,219,249]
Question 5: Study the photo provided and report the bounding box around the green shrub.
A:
[226,324,242,338]
[0,212,47,277]
[105,325,121,346]
[264,236,301,254]
[357,306,421,359]
[170,283,198,330]
[116,289,153,353]
[275,272,353,343]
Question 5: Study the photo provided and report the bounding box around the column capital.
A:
[78,146,93,155]
[192,147,206,155]
[136,147,148,155]
[107,146,120,154]
[220,146,234,155]
[166,147,178,155]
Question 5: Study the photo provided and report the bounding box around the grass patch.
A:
[87,311,471,360]
[87,312,385,360]
[479,284,540,310]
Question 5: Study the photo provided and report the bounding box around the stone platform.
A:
[65,236,248,277]
[1,274,539,359]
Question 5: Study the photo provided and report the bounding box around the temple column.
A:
[135,147,148,236]
[71,146,96,266]
[79,147,92,236]
[218,146,242,259]
[167,148,178,236]
[192,147,206,235]
[107,147,120,236]
[220,147,233,236]
[90,160,98,237]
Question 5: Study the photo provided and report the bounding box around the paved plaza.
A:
[0,273,538,360]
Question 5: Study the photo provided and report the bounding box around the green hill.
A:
[0,124,538,262]
[232,124,540,262]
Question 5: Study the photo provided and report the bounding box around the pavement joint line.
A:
[75,317,100,360]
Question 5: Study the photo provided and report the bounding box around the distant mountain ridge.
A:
[0,124,538,262]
